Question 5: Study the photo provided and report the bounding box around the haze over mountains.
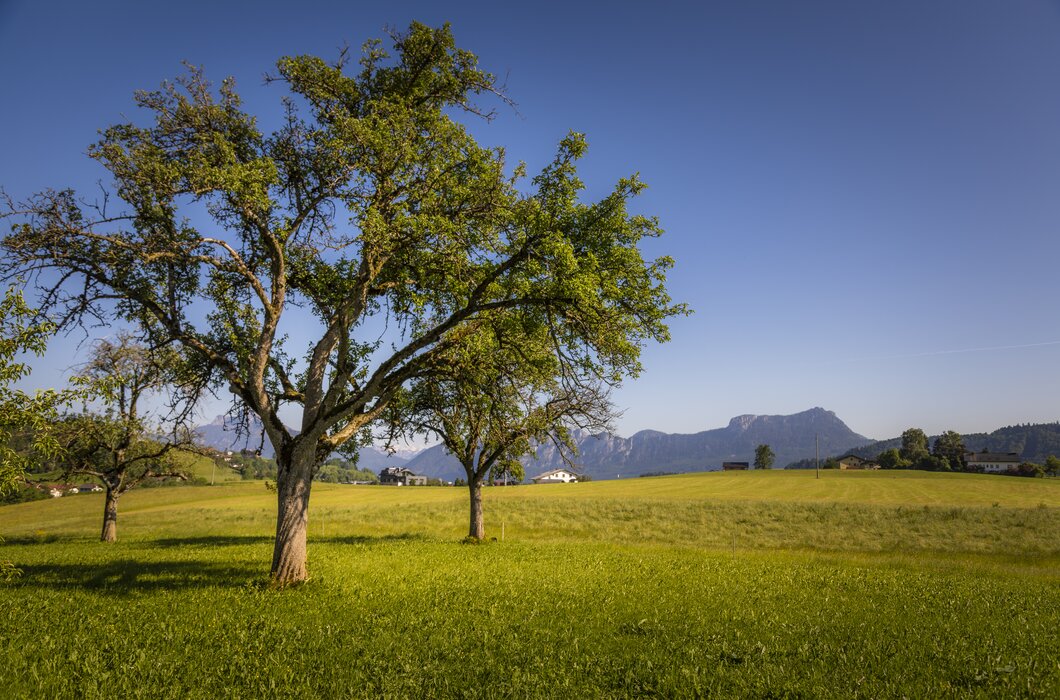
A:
[194,407,870,481]
[194,408,1060,482]
[193,414,412,470]
[402,407,870,481]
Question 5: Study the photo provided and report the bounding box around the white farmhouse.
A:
[530,469,579,484]
[964,451,1021,473]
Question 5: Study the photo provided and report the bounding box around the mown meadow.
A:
[1,470,1058,698]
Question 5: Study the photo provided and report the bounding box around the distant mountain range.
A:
[194,414,272,455]
[193,410,1060,481]
[192,414,412,470]
[193,407,869,481]
[403,407,871,482]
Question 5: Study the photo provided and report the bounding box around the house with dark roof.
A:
[838,455,879,470]
[964,450,1021,474]
[530,469,578,484]
[722,462,749,471]
[379,466,428,486]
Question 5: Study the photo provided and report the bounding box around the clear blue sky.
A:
[2,0,1060,441]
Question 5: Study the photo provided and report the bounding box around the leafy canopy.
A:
[754,444,775,470]
[0,286,66,495]
[57,334,193,494]
[2,22,684,471]
[392,311,612,484]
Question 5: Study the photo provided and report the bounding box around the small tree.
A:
[392,321,611,541]
[754,444,775,470]
[59,334,194,542]
[1044,455,1060,477]
[876,447,910,470]
[918,454,950,472]
[1014,462,1044,478]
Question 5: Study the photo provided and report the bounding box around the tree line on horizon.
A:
[786,426,1060,477]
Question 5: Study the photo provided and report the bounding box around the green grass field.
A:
[2,470,1058,697]
[174,450,245,484]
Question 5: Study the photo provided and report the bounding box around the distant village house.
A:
[45,483,81,497]
[378,466,427,486]
[964,450,1021,473]
[722,462,749,471]
[837,455,880,470]
[530,469,578,484]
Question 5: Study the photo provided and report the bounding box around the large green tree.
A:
[899,428,930,465]
[932,430,966,472]
[1,24,684,584]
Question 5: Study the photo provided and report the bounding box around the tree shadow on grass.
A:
[151,535,274,548]
[1,533,79,545]
[316,533,430,546]
[149,533,429,548]
[14,558,263,593]
[5,533,434,594]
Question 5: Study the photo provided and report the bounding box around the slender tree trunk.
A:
[468,475,485,540]
[271,446,315,586]
[100,488,119,543]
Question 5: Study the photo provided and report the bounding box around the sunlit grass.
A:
[171,449,244,484]
[1,470,1057,697]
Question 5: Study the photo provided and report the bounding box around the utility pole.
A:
[816,434,820,480]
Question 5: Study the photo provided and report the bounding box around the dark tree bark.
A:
[467,476,485,540]
[100,488,119,542]
[270,445,315,584]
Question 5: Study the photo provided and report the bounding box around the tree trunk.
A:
[468,477,485,540]
[271,446,315,586]
[100,488,119,542]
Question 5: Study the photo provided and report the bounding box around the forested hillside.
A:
[827,422,1060,465]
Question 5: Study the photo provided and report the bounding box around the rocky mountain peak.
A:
[727,414,759,432]
[401,407,872,482]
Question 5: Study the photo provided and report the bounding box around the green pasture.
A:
[1,470,1058,697]
[172,450,244,484]
[26,450,242,488]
